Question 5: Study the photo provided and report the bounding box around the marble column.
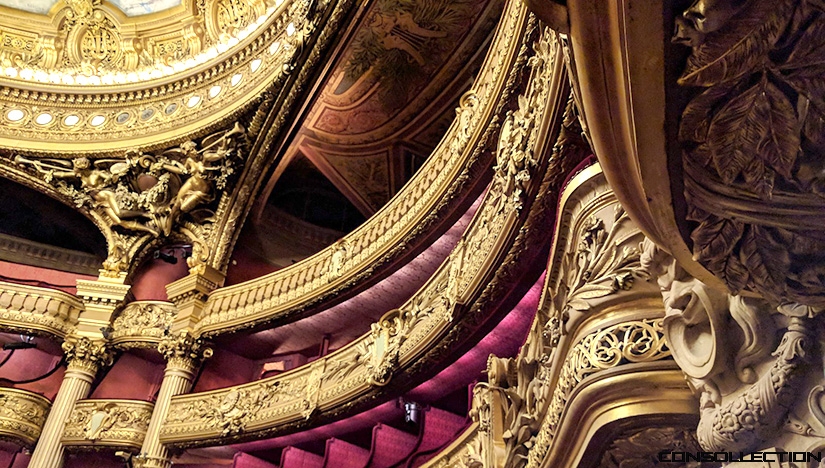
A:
[133,332,211,468]
[28,338,113,468]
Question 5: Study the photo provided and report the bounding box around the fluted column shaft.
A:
[29,339,111,468]
[134,333,210,468]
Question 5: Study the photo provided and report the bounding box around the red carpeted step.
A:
[234,452,278,468]
[364,424,418,468]
[280,446,324,468]
[322,437,370,468]
[405,408,468,468]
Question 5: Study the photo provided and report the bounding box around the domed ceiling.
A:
[0,0,307,153]
[0,0,501,278]
[0,0,179,16]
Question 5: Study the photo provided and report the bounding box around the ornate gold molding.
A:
[11,123,246,275]
[0,233,101,275]
[62,399,154,450]
[158,17,569,447]
[469,165,697,468]
[0,0,317,153]
[419,424,482,468]
[110,300,177,348]
[0,387,51,448]
[193,0,537,336]
[0,280,83,337]
[157,331,212,372]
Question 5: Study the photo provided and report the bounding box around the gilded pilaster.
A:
[133,332,211,468]
[28,337,113,468]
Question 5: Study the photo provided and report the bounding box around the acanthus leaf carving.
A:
[63,335,114,373]
[550,206,643,328]
[157,331,213,372]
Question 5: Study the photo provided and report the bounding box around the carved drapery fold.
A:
[61,399,154,450]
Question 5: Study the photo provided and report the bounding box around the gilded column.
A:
[133,332,211,468]
[28,338,113,468]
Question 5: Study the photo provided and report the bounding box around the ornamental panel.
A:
[62,399,154,450]
[0,387,51,448]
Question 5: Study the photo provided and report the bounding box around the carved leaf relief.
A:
[678,0,794,87]
[705,75,798,189]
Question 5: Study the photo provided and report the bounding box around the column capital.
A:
[157,331,212,372]
[62,336,113,375]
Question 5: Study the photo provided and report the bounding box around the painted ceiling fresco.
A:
[262,0,500,216]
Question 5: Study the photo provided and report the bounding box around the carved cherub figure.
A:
[14,155,156,235]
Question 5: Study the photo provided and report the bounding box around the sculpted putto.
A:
[14,123,246,272]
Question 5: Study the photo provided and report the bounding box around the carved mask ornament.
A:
[642,240,823,455]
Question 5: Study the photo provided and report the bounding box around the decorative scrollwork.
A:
[493,32,557,212]
[164,379,301,437]
[110,301,177,347]
[543,319,670,436]
[62,399,154,449]
[0,388,51,448]
[14,123,245,274]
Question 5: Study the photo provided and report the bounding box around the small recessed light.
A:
[6,109,24,121]
[35,113,53,125]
